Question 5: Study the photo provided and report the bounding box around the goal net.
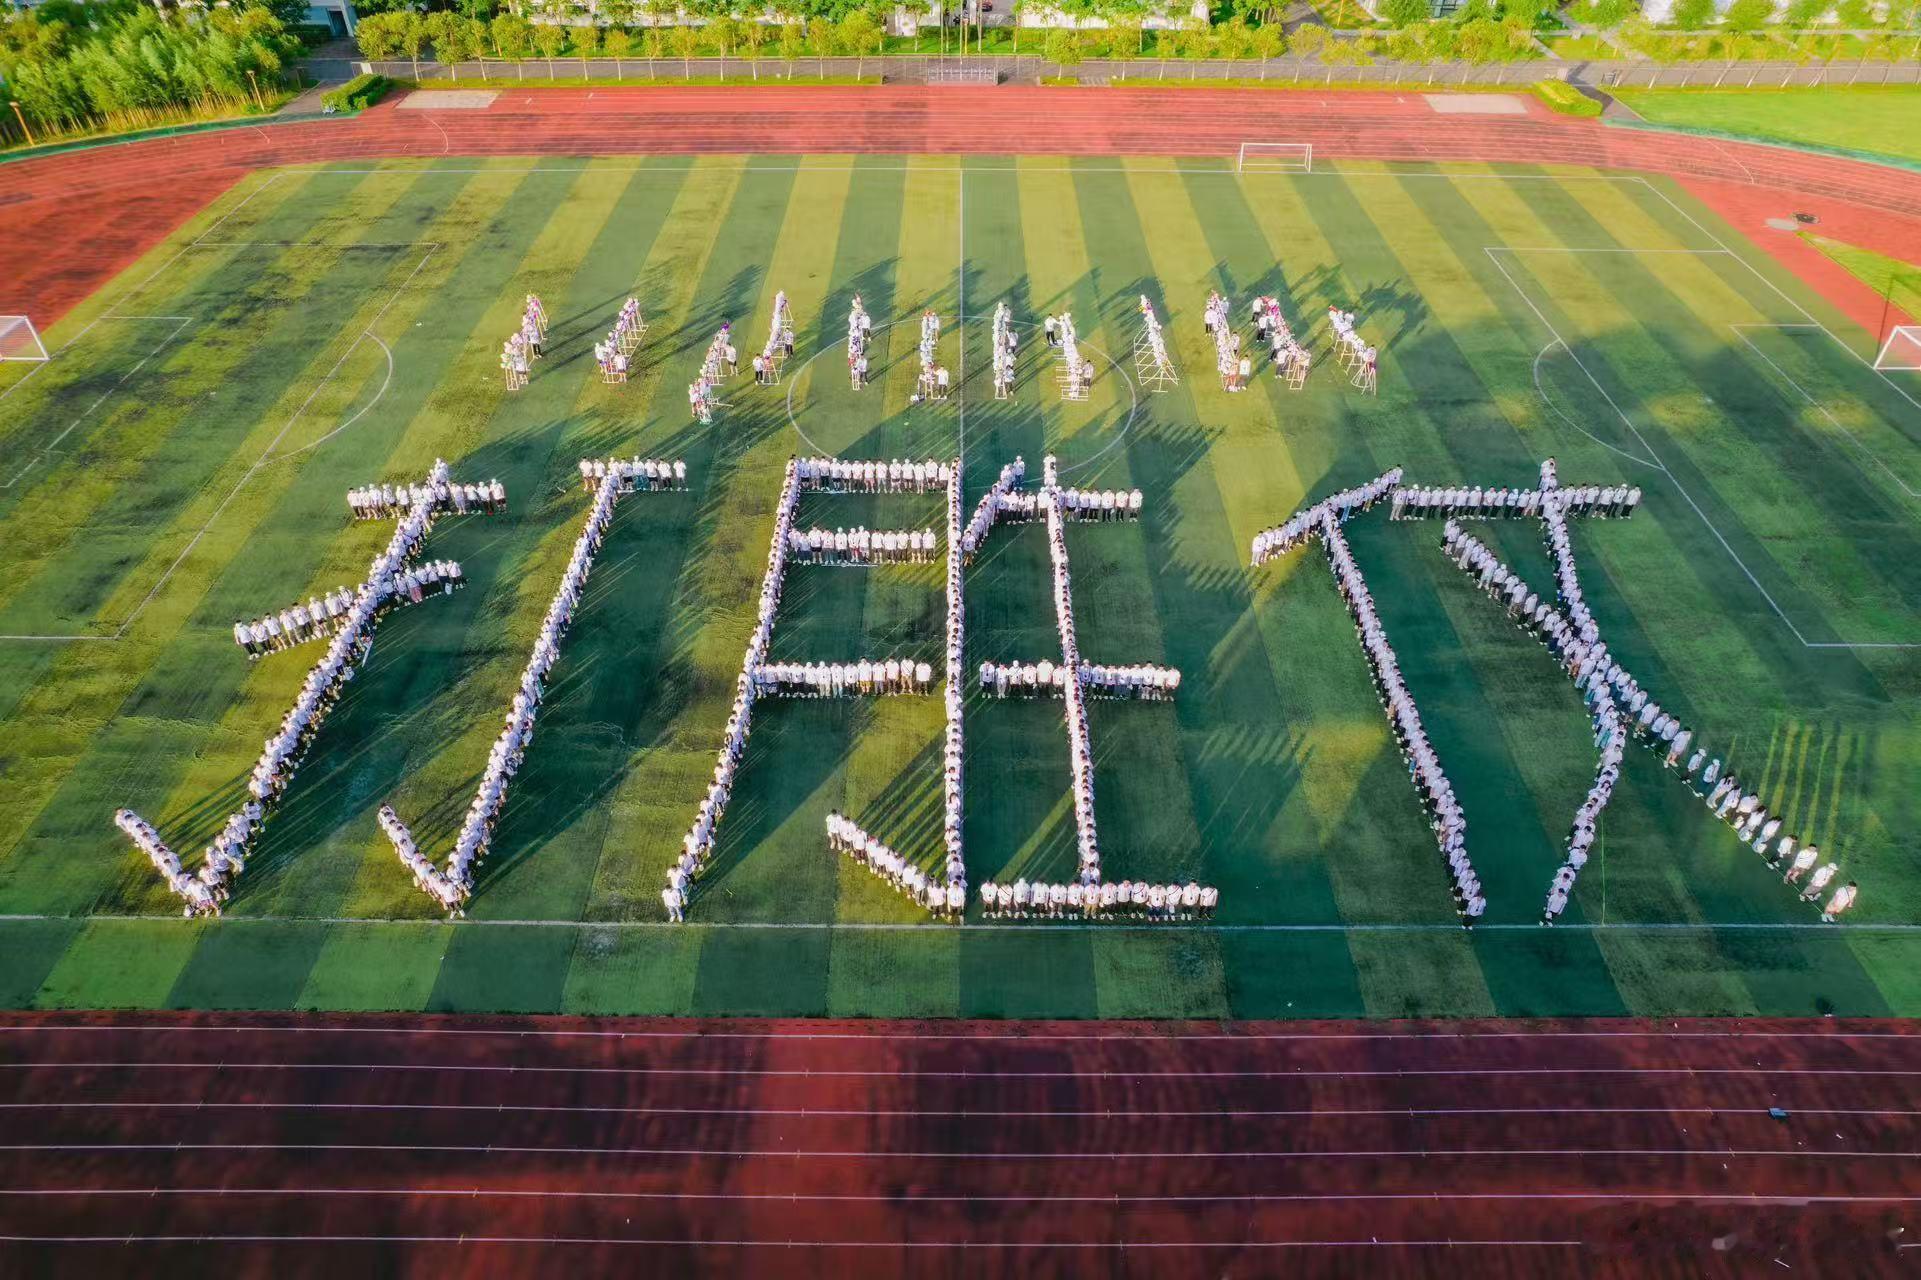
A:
[0,315,49,363]
[1874,325,1921,372]
[1237,142,1313,174]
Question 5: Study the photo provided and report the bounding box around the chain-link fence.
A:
[335,53,1921,90]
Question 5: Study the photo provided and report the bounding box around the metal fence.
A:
[335,53,1921,90]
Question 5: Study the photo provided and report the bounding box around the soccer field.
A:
[0,154,1917,1019]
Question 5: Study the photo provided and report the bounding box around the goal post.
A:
[1237,142,1313,174]
[0,315,49,363]
[1873,325,1921,373]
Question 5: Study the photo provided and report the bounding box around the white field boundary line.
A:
[0,318,194,491]
[1731,322,1921,503]
[0,1187,1903,1208]
[4,1022,1917,1041]
[1487,243,1919,652]
[4,1102,1913,1121]
[957,167,965,467]
[0,1235,1583,1250]
[11,1053,1921,1076]
[0,170,289,405]
[0,1138,1903,1156]
[280,162,1671,184]
[0,244,435,645]
[0,910,1910,932]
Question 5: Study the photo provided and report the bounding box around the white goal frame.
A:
[1237,142,1314,174]
[1873,324,1921,372]
[0,315,49,363]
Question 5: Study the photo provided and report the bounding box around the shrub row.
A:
[322,72,392,112]
[1533,78,1604,116]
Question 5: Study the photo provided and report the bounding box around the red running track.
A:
[0,1012,1916,1275]
[4,86,1921,333]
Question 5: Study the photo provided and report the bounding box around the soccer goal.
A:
[1237,142,1313,174]
[0,315,49,363]
[1874,325,1921,372]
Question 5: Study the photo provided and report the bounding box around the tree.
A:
[807,16,834,56]
[354,12,404,60]
[573,22,601,59]
[1500,0,1546,27]
[1249,20,1284,73]
[533,21,570,62]
[1672,0,1713,27]
[669,22,701,73]
[642,25,665,68]
[741,19,766,77]
[604,26,634,61]
[1217,16,1254,58]
[1042,26,1079,76]
[1783,0,1827,25]
[841,10,880,77]
[601,0,637,23]
[425,11,479,62]
[1009,0,1023,54]
[491,13,534,59]
[709,14,741,56]
[778,19,804,74]
[1723,0,1774,30]
[1286,22,1326,58]
[1383,0,1429,26]
[1835,0,1875,25]
[1454,16,1508,61]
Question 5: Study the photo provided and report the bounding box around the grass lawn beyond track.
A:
[1614,85,1921,166]
[0,155,1916,1020]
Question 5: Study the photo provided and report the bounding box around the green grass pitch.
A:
[0,154,1917,1019]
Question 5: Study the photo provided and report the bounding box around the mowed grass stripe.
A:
[1370,174,1726,940]
[952,160,1080,898]
[426,161,771,1014]
[1280,175,1596,932]
[1448,175,1897,1008]
[0,219,413,627]
[74,172,516,920]
[1492,192,1902,648]
[1475,185,1913,934]
[1181,167,1494,1015]
[0,176,473,913]
[241,165,680,934]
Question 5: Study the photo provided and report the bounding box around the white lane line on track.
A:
[1,1187,1910,1207]
[4,1102,1910,1120]
[5,1063,1919,1079]
[1,1023,1914,1042]
[0,1142,1905,1160]
[0,1235,1585,1249]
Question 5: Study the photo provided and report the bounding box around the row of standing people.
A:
[1249,469,1402,565]
[128,463,471,916]
[786,526,938,564]
[981,660,1180,700]
[1322,507,1481,922]
[664,459,801,922]
[848,295,873,388]
[827,813,965,919]
[1392,483,1641,521]
[750,658,935,697]
[233,561,461,658]
[1043,456,1104,888]
[576,456,687,493]
[980,877,1218,919]
[500,293,546,389]
[349,477,503,521]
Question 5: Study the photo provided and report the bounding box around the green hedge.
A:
[1533,79,1603,117]
[322,73,393,113]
